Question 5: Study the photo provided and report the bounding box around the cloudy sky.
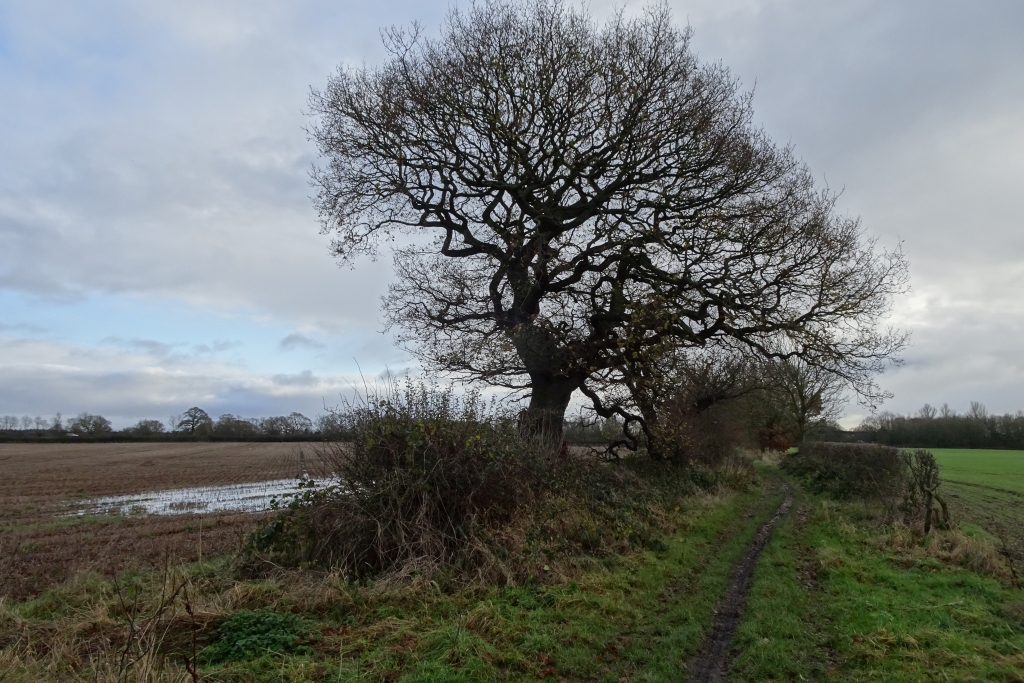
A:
[1,0,1022,428]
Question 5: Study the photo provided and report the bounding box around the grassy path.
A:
[729,470,1024,682]
[370,481,790,683]
[689,481,793,682]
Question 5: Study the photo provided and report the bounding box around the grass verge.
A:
[1,477,784,682]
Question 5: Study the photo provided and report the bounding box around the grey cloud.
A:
[0,0,420,329]
[272,370,320,387]
[279,333,324,351]
[0,337,358,428]
[99,337,244,357]
[100,336,181,356]
[663,0,1024,418]
[193,340,242,354]
[0,322,48,334]
[0,364,327,428]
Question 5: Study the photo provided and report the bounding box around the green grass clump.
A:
[201,609,314,664]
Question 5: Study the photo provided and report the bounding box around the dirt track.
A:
[688,481,794,683]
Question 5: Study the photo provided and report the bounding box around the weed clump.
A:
[201,609,313,663]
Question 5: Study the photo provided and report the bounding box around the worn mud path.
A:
[688,480,794,683]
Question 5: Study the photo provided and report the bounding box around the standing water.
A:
[70,477,326,516]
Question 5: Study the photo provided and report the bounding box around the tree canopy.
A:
[310,0,908,437]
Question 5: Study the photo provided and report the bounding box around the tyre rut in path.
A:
[688,480,794,683]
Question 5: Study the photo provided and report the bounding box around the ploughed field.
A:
[932,448,1024,573]
[0,442,309,599]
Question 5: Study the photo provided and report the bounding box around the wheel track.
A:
[688,480,793,683]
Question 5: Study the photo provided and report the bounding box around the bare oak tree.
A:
[310,0,907,436]
[175,407,212,435]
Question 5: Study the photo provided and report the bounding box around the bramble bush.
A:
[251,382,553,580]
[247,380,737,584]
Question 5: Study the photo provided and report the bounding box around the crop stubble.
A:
[0,442,306,599]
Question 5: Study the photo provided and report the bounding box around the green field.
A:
[931,448,1024,495]
[928,449,1024,584]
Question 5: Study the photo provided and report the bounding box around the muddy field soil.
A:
[0,442,310,600]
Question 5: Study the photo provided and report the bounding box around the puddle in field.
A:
[71,478,329,516]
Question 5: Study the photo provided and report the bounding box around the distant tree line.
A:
[856,402,1024,450]
[0,407,329,442]
[0,357,847,451]
[17,396,1017,450]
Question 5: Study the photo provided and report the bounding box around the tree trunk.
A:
[521,375,577,440]
[938,496,950,529]
[924,490,934,534]
[509,324,578,440]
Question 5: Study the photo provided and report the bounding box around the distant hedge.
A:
[782,442,905,499]
[782,441,951,532]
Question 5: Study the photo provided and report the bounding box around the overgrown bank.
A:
[0,476,778,682]
[245,382,753,587]
[4,463,1023,682]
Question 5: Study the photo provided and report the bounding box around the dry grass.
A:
[0,562,212,682]
[877,521,1016,583]
[0,443,307,601]
[756,449,786,467]
[1,512,262,601]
